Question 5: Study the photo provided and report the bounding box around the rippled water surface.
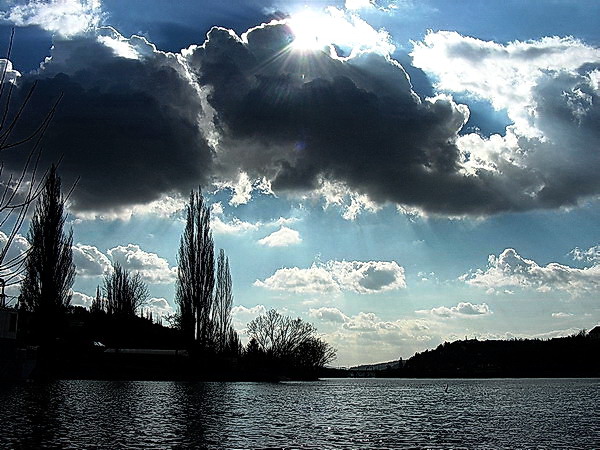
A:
[0,378,598,448]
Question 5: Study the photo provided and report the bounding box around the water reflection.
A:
[0,378,598,448]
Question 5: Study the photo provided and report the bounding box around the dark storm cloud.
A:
[186,24,514,215]
[4,20,599,217]
[185,22,600,215]
[5,28,212,212]
[527,67,600,208]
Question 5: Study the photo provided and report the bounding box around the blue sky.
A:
[0,0,599,365]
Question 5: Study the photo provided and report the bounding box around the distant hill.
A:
[332,327,600,378]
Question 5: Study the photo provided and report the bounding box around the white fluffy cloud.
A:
[72,243,111,277]
[570,245,600,264]
[0,231,30,292]
[412,31,600,136]
[0,231,29,264]
[73,194,187,222]
[107,244,177,284]
[255,265,338,294]
[314,179,382,220]
[416,302,492,318]
[3,0,103,37]
[308,307,349,323]
[71,291,93,308]
[323,310,435,364]
[462,248,600,295]
[231,304,268,335]
[0,59,20,84]
[258,226,302,247]
[255,260,405,294]
[211,215,261,235]
[144,297,175,322]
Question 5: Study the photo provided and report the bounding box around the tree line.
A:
[11,165,336,376]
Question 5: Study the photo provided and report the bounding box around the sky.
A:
[0,0,599,366]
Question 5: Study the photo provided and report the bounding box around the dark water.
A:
[0,378,598,449]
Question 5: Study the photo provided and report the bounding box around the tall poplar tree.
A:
[175,189,214,349]
[19,165,75,338]
[214,248,233,352]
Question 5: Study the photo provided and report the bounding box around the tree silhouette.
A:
[19,165,75,338]
[247,309,336,368]
[213,248,233,352]
[103,262,148,318]
[176,189,214,349]
[0,30,62,300]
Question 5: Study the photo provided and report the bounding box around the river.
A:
[0,378,598,448]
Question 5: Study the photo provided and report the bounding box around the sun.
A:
[287,8,393,57]
[288,11,329,51]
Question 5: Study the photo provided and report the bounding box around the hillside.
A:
[339,327,600,378]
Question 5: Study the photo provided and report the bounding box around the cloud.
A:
[312,179,381,220]
[570,245,600,264]
[72,243,111,277]
[71,291,93,308]
[4,26,212,215]
[214,173,274,207]
[144,297,175,322]
[211,215,261,235]
[254,259,405,294]
[258,226,301,247]
[3,0,103,37]
[0,60,20,84]
[412,32,600,136]
[255,264,338,294]
[231,304,267,333]
[73,194,187,222]
[184,20,485,216]
[462,248,600,295]
[210,206,300,236]
[552,312,574,319]
[0,230,30,264]
[6,16,600,218]
[412,31,600,214]
[0,231,30,290]
[416,302,492,318]
[107,244,177,284]
[308,307,349,323]
[323,310,435,364]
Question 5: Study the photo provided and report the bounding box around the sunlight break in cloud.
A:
[3,0,103,37]
[255,260,405,294]
[416,302,492,318]
[288,7,394,56]
[462,248,600,295]
[258,226,301,247]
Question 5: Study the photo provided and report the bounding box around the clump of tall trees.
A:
[15,172,336,378]
[246,309,337,373]
[98,262,149,318]
[175,189,240,355]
